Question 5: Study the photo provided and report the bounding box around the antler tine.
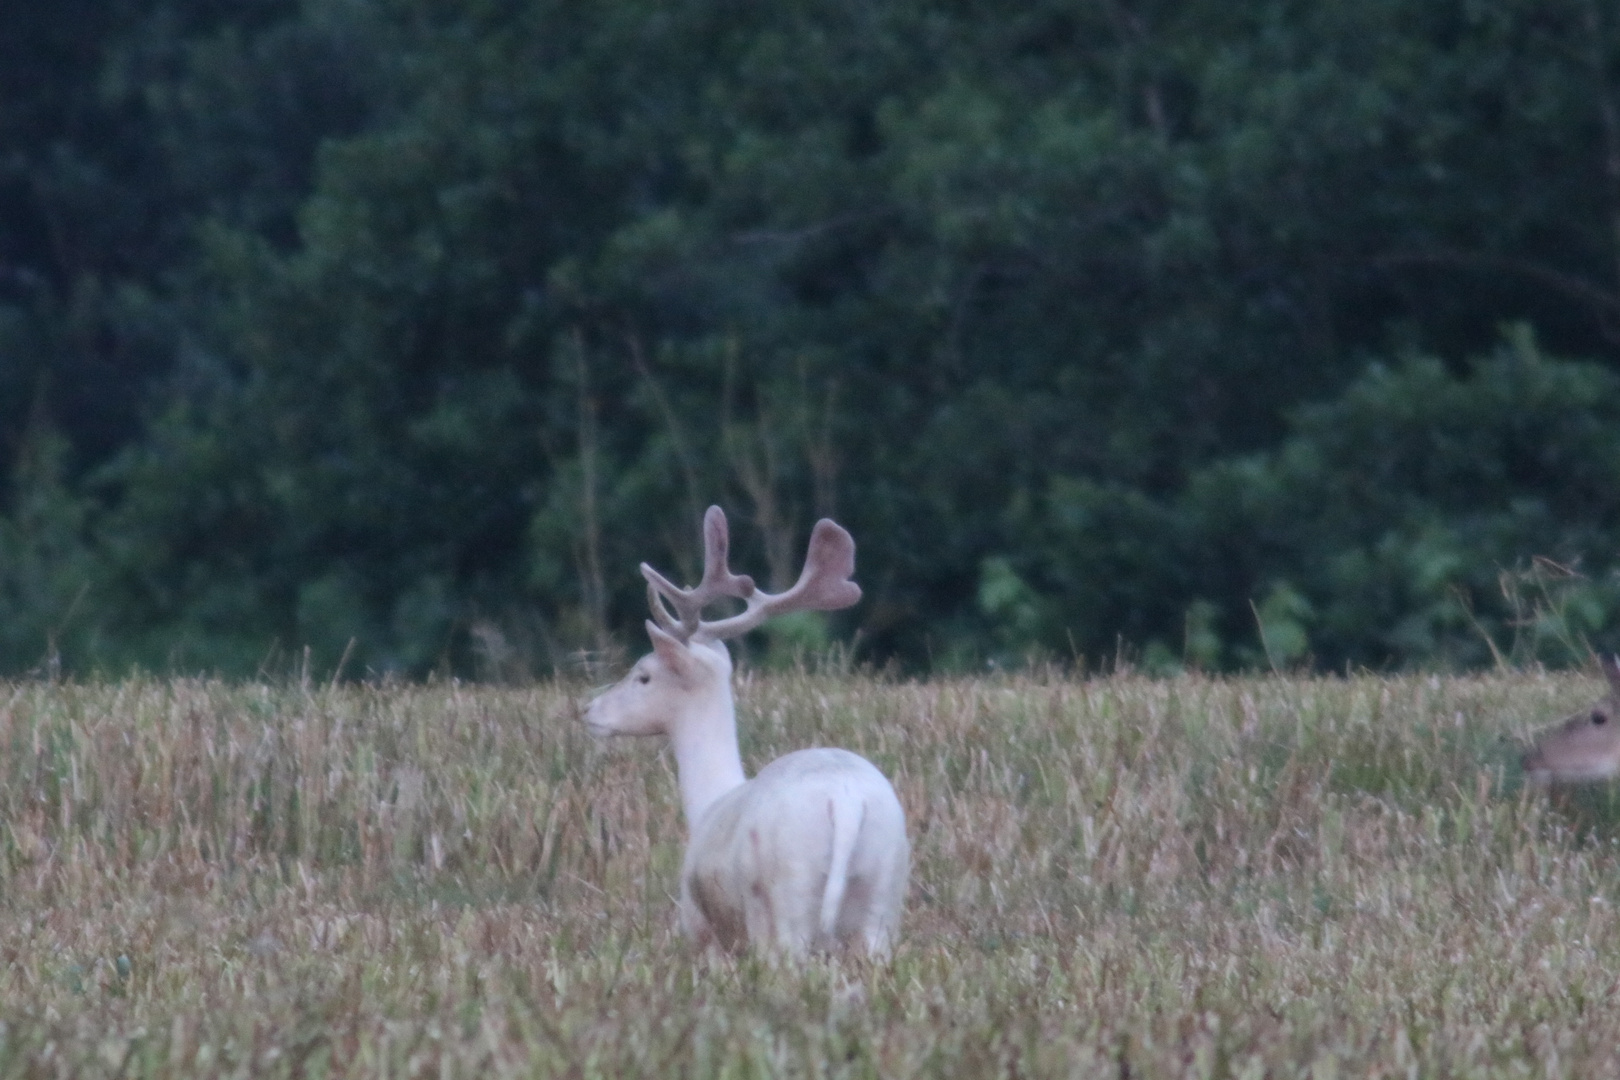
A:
[641,506,755,641]
[695,518,862,643]
[645,576,684,634]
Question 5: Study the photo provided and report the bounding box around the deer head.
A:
[583,505,861,797]
[1522,655,1620,783]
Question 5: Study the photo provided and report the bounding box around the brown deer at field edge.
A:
[1522,655,1620,783]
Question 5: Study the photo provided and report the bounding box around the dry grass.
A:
[0,669,1615,1076]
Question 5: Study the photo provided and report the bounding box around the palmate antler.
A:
[643,506,861,644]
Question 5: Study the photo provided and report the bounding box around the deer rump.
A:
[679,748,909,954]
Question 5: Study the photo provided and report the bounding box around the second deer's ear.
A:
[1604,653,1620,696]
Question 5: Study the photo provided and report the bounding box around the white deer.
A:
[583,506,909,957]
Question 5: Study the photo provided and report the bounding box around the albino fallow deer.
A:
[1522,654,1620,783]
[583,507,909,957]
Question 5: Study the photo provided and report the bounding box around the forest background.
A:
[5,0,1620,679]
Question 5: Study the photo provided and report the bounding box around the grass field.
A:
[0,669,1617,1076]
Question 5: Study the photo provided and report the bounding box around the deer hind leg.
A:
[684,867,752,953]
[743,827,835,957]
[679,895,717,951]
[851,877,897,957]
[735,828,801,957]
[804,865,890,957]
[861,907,897,958]
[856,843,909,958]
[739,879,817,958]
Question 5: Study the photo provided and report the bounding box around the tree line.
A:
[3,0,1620,678]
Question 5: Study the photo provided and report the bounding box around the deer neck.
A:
[668,666,748,829]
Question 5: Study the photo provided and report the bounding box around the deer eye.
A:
[1592,710,1608,726]
[637,672,652,684]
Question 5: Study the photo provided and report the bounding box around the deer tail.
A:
[819,794,865,942]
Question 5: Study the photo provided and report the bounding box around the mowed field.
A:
[0,670,1617,1077]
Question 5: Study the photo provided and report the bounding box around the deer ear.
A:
[646,620,696,678]
[1604,654,1620,696]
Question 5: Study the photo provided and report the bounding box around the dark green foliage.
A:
[1183,331,1620,670]
[2,0,1620,675]
[0,419,99,673]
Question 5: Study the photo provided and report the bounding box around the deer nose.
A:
[580,695,611,737]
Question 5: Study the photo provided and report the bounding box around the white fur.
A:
[585,624,909,956]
